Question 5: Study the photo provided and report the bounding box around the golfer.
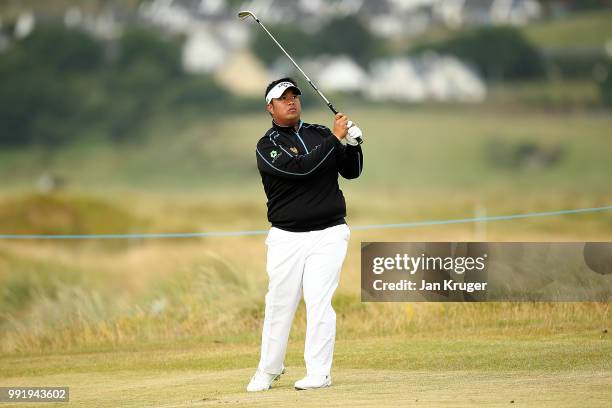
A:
[247,77,363,392]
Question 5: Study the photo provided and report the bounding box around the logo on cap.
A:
[266,81,301,103]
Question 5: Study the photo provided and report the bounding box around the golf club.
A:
[238,10,363,145]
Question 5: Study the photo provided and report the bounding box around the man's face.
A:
[267,88,301,125]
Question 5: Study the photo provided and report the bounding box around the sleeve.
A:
[310,125,364,180]
[336,142,363,180]
[256,132,340,180]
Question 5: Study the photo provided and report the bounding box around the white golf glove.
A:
[345,121,363,146]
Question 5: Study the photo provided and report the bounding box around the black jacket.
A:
[256,120,363,232]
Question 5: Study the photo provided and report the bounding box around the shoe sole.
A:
[294,381,331,391]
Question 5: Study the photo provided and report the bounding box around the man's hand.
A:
[346,125,363,146]
[332,113,349,140]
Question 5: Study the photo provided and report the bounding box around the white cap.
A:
[265,81,301,104]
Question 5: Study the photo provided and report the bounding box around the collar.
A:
[272,119,303,132]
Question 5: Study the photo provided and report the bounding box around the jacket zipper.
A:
[293,129,309,154]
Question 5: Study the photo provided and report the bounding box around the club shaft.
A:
[251,16,338,115]
[242,11,362,144]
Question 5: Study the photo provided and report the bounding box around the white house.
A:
[214,50,269,97]
[365,58,427,102]
[315,56,369,93]
[182,27,228,73]
[364,54,486,103]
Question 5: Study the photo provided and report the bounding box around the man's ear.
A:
[266,102,274,116]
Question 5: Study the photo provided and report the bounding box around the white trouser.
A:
[257,223,350,377]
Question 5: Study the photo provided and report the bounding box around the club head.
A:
[237,10,256,21]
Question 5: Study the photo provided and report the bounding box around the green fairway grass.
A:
[1,329,610,407]
[0,107,610,195]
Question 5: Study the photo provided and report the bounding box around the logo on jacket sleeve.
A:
[290,147,299,155]
[270,149,282,163]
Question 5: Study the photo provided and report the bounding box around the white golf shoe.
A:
[294,375,331,390]
[246,366,285,392]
